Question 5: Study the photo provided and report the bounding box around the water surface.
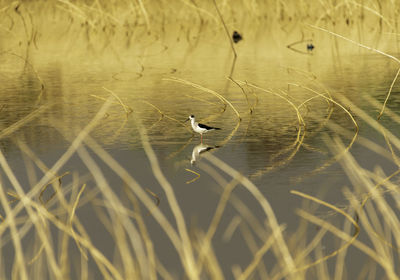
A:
[1,12,400,278]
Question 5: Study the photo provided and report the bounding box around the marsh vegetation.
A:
[1,0,400,279]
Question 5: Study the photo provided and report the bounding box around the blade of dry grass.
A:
[290,190,359,273]
[0,180,28,280]
[296,209,398,279]
[0,149,63,279]
[204,153,298,279]
[0,97,115,237]
[164,77,241,120]
[133,113,199,280]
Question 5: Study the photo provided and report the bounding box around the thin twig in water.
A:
[0,51,45,103]
[185,168,201,184]
[212,0,237,59]
[39,172,70,205]
[228,77,252,113]
[378,67,400,120]
[145,188,160,206]
[102,87,133,115]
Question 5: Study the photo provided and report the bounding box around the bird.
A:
[190,143,219,165]
[232,30,243,43]
[307,43,315,52]
[186,115,221,143]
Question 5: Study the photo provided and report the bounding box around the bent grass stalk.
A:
[196,177,239,274]
[237,223,270,279]
[144,188,160,207]
[140,100,192,133]
[0,97,115,237]
[198,161,268,239]
[164,77,241,120]
[241,81,305,140]
[222,216,241,242]
[0,181,28,280]
[16,140,93,264]
[338,94,400,152]
[29,200,124,279]
[19,140,116,276]
[0,51,45,103]
[124,188,157,280]
[228,77,253,113]
[381,125,400,167]
[332,137,400,278]
[0,98,115,280]
[185,168,201,184]
[240,82,306,177]
[82,135,182,240]
[204,154,298,279]
[360,169,400,250]
[0,104,53,140]
[196,160,275,277]
[90,94,131,112]
[296,209,399,280]
[309,24,400,120]
[80,135,199,278]
[289,84,358,131]
[290,190,359,274]
[69,184,88,260]
[291,85,359,181]
[294,227,329,266]
[333,204,355,280]
[102,87,133,115]
[0,149,63,279]
[39,172,69,205]
[133,114,199,280]
[380,67,400,119]
[237,226,283,280]
[77,145,149,278]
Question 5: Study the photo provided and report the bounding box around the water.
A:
[1,17,400,279]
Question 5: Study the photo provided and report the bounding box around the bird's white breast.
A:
[192,122,207,133]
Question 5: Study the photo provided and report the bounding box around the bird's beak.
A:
[185,118,189,122]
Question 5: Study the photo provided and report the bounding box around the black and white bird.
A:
[191,143,218,165]
[186,115,221,143]
[232,30,243,43]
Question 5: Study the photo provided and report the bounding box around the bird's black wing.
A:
[199,147,214,154]
[198,123,221,130]
[199,145,220,155]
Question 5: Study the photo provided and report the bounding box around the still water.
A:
[1,23,400,278]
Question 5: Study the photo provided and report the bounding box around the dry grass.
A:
[1,90,399,278]
[2,0,400,279]
[2,100,400,279]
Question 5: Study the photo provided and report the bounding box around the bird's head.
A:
[186,115,195,122]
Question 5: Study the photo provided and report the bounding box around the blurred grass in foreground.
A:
[0,91,400,279]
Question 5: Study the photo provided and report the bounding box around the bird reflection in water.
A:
[190,143,219,165]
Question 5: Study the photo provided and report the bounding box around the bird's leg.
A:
[201,134,203,143]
